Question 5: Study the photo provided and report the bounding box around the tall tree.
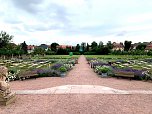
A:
[81,42,86,52]
[75,44,80,52]
[91,41,98,51]
[107,41,113,49]
[86,43,89,51]
[0,31,13,48]
[51,43,59,52]
[124,41,132,51]
[21,41,28,54]
[98,41,104,48]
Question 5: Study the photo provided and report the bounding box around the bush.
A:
[59,66,67,72]
[95,65,111,73]
[51,63,63,70]
[73,52,81,55]
[84,52,97,55]
[99,67,109,73]
[37,69,60,77]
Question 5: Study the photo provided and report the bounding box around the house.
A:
[38,44,49,51]
[145,42,152,51]
[27,45,35,53]
[57,45,73,50]
[131,43,141,50]
[112,42,124,51]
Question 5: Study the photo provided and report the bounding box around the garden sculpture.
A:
[0,66,16,105]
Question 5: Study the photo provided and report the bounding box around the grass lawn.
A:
[32,55,80,59]
[85,55,152,60]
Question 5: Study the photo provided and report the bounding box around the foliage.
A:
[136,43,146,50]
[0,31,13,48]
[51,42,59,52]
[95,66,111,73]
[37,69,60,77]
[51,63,63,70]
[73,52,81,55]
[75,44,80,52]
[84,52,97,55]
[33,47,45,55]
[59,66,67,72]
[124,40,132,51]
[21,41,28,54]
[107,41,113,49]
[45,48,56,55]
[56,48,68,55]
[91,41,98,51]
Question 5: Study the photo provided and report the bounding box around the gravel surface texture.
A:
[1,95,152,114]
[0,55,152,114]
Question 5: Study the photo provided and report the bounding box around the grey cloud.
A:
[11,0,43,13]
[116,31,127,36]
[24,5,71,32]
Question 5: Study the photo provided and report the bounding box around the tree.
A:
[33,47,45,55]
[56,48,68,55]
[45,48,55,55]
[0,31,13,48]
[81,42,86,52]
[102,46,110,55]
[124,41,132,51]
[75,44,80,52]
[107,41,113,49]
[136,43,146,50]
[91,41,98,51]
[21,41,28,54]
[98,41,104,48]
[86,43,89,51]
[51,43,59,52]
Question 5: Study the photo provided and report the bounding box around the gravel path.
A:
[1,55,152,114]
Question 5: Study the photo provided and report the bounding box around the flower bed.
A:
[87,57,152,81]
[2,57,78,81]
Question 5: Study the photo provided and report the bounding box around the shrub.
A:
[99,67,110,73]
[37,69,60,77]
[59,66,67,72]
[84,52,97,55]
[73,52,81,55]
[95,65,111,73]
[51,63,63,70]
[64,64,73,70]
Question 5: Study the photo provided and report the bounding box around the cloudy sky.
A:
[0,0,152,45]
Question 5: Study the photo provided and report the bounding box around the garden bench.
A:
[18,71,38,81]
[114,71,134,80]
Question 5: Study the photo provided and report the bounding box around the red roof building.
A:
[112,42,124,51]
[145,42,152,51]
[57,45,73,49]
[27,45,35,53]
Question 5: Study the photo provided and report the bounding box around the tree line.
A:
[0,31,152,57]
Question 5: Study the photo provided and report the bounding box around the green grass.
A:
[32,55,80,59]
[85,55,152,60]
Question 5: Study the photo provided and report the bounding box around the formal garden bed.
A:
[87,56,152,81]
[0,56,78,81]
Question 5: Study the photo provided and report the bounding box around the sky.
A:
[0,0,152,46]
